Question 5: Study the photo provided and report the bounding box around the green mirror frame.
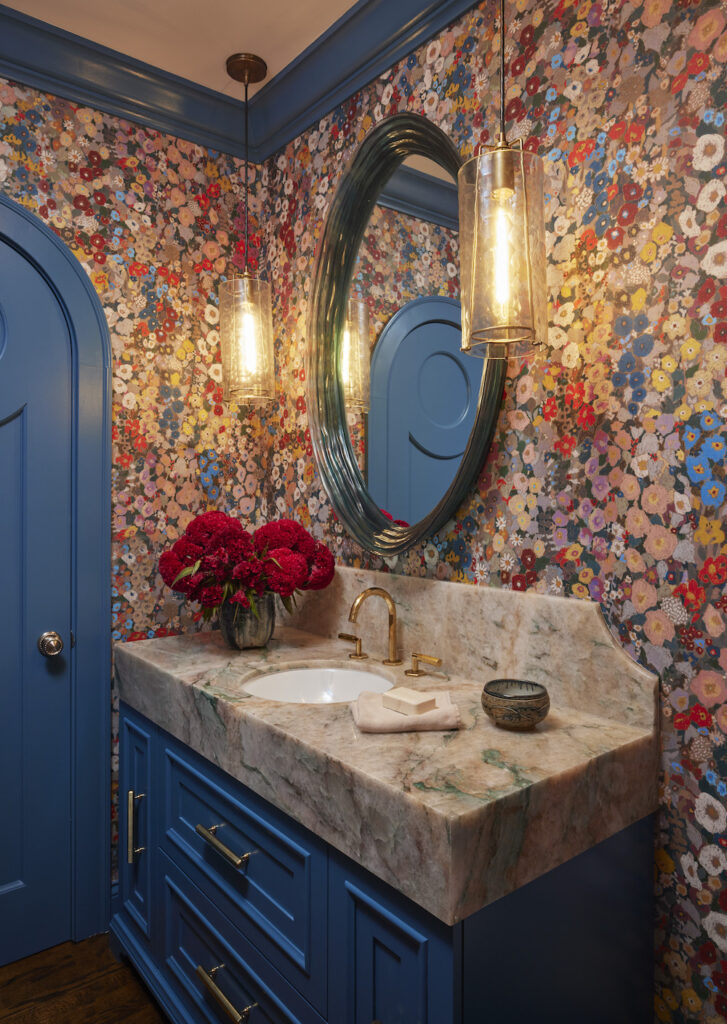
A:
[308,113,506,555]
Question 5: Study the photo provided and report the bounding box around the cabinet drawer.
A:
[159,852,323,1024]
[159,735,326,1013]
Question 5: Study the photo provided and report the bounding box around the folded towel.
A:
[351,690,461,733]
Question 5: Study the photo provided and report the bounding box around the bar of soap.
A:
[382,687,437,716]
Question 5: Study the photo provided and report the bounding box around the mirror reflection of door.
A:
[346,154,466,525]
[368,297,483,525]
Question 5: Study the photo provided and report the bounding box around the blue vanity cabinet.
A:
[327,853,459,1024]
[113,705,653,1024]
[117,705,155,956]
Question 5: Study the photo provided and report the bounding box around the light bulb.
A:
[239,305,259,376]
[493,200,514,324]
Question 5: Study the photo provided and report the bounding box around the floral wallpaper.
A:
[354,202,460,344]
[261,2,727,1021]
[1,0,727,1018]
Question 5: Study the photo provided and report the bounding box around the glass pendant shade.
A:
[458,146,547,360]
[340,296,370,412]
[219,276,275,402]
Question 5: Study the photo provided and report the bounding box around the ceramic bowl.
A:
[481,679,550,730]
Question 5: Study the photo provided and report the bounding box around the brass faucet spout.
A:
[347,587,402,666]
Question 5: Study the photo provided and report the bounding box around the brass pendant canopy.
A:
[226,53,267,84]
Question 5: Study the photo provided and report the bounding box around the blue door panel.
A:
[0,408,24,891]
[0,238,72,964]
[368,297,481,525]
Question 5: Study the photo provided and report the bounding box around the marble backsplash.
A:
[286,566,658,731]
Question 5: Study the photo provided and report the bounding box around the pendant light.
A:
[340,296,370,412]
[219,53,275,402]
[458,0,547,360]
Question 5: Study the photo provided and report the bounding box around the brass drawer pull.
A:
[196,963,257,1023]
[195,823,252,869]
[126,789,146,864]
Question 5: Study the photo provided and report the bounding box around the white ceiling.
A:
[8,0,359,97]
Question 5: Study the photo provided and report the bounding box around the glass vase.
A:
[218,592,275,650]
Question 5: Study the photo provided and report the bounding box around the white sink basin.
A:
[242,666,392,704]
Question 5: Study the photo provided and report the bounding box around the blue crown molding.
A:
[0,0,477,162]
[249,0,477,157]
[0,4,250,158]
[378,166,459,231]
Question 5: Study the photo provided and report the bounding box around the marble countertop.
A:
[115,570,659,925]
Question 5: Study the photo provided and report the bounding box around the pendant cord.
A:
[499,0,506,142]
[244,78,249,275]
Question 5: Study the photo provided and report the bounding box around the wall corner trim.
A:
[0,0,478,160]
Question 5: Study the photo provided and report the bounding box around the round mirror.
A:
[308,113,505,555]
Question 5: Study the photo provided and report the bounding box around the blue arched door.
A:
[0,195,111,963]
[367,297,482,525]
[0,234,75,961]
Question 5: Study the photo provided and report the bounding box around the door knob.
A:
[38,631,64,657]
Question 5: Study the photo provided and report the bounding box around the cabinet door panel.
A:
[118,704,153,947]
[329,857,456,1024]
[160,737,327,1012]
[462,816,654,1024]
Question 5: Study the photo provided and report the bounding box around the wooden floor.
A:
[0,935,168,1023]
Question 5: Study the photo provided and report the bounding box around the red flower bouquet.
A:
[159,512,335,648]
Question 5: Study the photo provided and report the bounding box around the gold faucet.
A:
[348,587,402,665]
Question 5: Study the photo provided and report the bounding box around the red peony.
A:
[185,510,232,547]
[201,550,230,580]
[232,557,266,594]
[197,584,223,608]
[171,537,205,563]
[225,532,254,561]
[185,572,208,602]
[264,547,310,599]
[303,541,335,591]
[159,536,204,593]
[254,518,316,560]
[159,550,185,589]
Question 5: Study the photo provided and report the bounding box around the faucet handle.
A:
[338,633,368,661]
[404,652,442,678]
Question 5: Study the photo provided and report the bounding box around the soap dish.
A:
[481,679,550,730]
